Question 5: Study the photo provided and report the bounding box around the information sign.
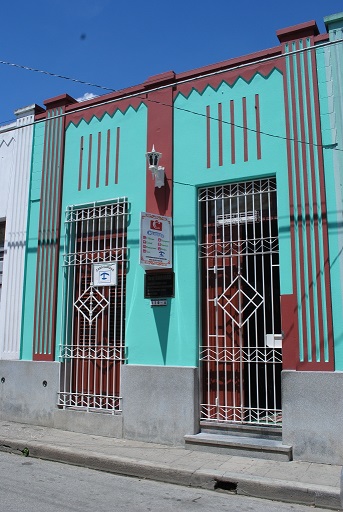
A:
[140,212,172,269]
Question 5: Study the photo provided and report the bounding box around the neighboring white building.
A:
[0,105,42,359]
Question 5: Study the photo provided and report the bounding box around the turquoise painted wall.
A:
[56,105,151,363]
[21,69,292,368]
[172,70,291,366]
[20,121,45,360]
[316,43,343,369]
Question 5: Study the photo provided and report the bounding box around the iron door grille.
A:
[58,199,128,413]
[199,179,282,425]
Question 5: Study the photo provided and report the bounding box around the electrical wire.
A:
[0,60,115,93]
[0,36,343,155]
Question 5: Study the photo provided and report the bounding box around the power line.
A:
[1,36,343,154]
[0,60,115,92]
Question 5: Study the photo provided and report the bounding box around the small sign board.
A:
[92,262,117,286]
[140,212,172,269]
[144,271,175,298]
[151,299,167,307]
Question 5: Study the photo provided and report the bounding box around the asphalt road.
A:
[0,451,330,512]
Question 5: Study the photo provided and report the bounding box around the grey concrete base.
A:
[0,360,59,427]
[54,409,123,438]
[0,360,123,438]
[122,365,199,446]
[282,370,343,464]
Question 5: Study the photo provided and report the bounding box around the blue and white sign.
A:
[92,262,117,286]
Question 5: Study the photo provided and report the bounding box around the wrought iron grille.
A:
[58,199,128,413]
[199,179,282,425]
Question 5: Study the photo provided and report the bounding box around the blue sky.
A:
[1,0,342,124]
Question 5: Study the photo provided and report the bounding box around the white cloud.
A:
[77,92,99,102]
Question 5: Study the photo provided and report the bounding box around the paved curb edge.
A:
[0,437,341,510]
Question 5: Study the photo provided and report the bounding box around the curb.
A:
[0,437,341,510]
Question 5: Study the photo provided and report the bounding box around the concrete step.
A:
[200,421,282,441]
[184,432,292,461]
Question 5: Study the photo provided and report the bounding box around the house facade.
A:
[1,13,343,464]
[0,105,41,360]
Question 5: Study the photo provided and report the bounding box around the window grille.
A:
[58,199,128,413]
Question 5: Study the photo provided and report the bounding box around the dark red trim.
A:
[218,103,223,166]
[230,100,235,165]
[281,295,298,369]
[277,20,319,43]
[206,105,211,169]
[177,61,280,100]
[105,129,110,186]
[255,94,261,160]
[242,97,248,162]
[34,101,72,360]
[44,93,76,109]
[146,87,173,217]
[50,105,70,362]
[78,136,83,191]
[115,127,120,184]
[96,132,101,188]
[87,134,92,189]
[66,97,143,128]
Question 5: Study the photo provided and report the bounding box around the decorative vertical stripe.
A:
[115,127,120,184]
[289,44,308,363]
[33,111,51,356]
[206,105,211,168]
[230,100,235,165]
[78,136,83,191]
[303,46,323,361]
[47,111,63,356]
[255,94,261,160]
[218,103,223,166]
[310,42,334,364]
[33,107,65,360]
[242,97,248,162]
[296,42,315,363]
[281,38,334,370]
[96,132,101,188]
[106,129,110,186]
[87,133,92,189]
[280,46,300,370]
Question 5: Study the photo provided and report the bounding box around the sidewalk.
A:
[0,419,341,510]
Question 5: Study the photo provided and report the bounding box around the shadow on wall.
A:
[152,300,171,364]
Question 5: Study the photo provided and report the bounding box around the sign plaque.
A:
[92,263,117,286]
[144,271,175,298]
[140,212,172,269]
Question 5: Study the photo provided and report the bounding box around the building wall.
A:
[0,106,37,360]
[322,13,343,370]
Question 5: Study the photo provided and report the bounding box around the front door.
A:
[199,178,282,425]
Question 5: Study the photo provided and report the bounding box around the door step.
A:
[200,421,282,440]
[184,429,292,461]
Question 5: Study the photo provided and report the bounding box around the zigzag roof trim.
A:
[174,68,282,101]
[0,136,15,147]
[66,101,146,129]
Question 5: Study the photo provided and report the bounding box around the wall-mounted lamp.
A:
[146,145,165,188]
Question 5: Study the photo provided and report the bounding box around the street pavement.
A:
[0,420,341,510]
